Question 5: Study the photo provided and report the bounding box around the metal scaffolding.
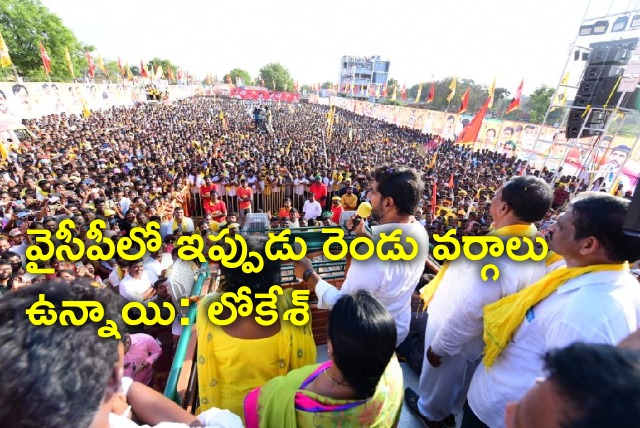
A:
[526,0,640,193]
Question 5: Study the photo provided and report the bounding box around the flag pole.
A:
[493,106,508,152]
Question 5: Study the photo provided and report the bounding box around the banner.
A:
[229,88,299,102]
[0,82,200,120]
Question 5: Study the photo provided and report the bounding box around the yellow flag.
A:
[0,142,8,160]
[219,110,224,120]
[487,76,496,108]
[155,65,163,80]
[0,31,12,68]
[550,72,570,112]
[126,63,133,80]
[97,54,109,76]
[391,85,397,101]
[447,78,457,103]
[64,46,75,78]
[81,99,91,118]
[415,83,422,103]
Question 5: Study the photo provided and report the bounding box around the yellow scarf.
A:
[419,223,540,309]
[483,261,629,368]
[172,219,189,233]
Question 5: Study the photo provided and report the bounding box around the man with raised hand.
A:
[294,164,429,347]
[405,176,562,428]
[467,192,640,428]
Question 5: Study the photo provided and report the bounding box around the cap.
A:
[332,196,341,201]
[9,228,22,237]
[104,209,116,217]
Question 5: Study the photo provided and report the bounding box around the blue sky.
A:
[41,0,637,94]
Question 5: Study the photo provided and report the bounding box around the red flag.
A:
[85,51,95,77]
[39,42,51,75]
[448,173,454,188]
[294,81,299,92]
[401,84,407,101]
[177,68,183,80]
[382,83,388,97]
[117,56,124,76]
[427,82,435,103]
[458,88,470,114]
[370,84,376,96]
[457,97,490,144]
[140,60,148,78]
[506,79,524,114]
[168,67,174,81]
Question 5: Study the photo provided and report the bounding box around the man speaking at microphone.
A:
[294,164,429,346]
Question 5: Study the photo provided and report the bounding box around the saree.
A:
[196,289,316,419]
[244,356,403,428]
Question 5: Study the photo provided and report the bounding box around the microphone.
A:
[349,202,373,234]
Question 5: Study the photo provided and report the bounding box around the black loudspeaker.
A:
[567,38,639,138]
[623,179,640,237]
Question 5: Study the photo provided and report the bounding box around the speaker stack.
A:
[567,37,639,139]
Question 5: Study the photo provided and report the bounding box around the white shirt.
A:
[119,271,158,303]
[468,269,640,428]
[109,378,242,428]
[302,200,322,220]
[293,178,308,195]
[428,249,562,361]
[119,197,132,214]
[315,222,429,345]
[144,258,164,278]
[160,218,195,239]
[109,269,124,289]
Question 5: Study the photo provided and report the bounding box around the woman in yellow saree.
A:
[196,235,316,419]
[244,291,403,428]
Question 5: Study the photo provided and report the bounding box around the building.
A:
[338,55,390,102]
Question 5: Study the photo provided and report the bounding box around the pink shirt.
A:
[123,333,162,386]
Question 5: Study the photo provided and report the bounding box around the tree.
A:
[129,65,140,77]
[526,85,555,124]
[0,0,91,81]
[259,62,295,92]
[229,68,252,86]
[322,81,333,89]
[148,57,179,79]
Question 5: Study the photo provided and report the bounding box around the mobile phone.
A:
[75,261,84,269]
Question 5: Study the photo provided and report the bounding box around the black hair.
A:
[0,280,124,427]
[570,192,640,262]
[12,84,28,96]
[500,176,553,223]
[373,164,424,215]
[543,343,640,428]
[220,235,280,295]
[328,291,397,399]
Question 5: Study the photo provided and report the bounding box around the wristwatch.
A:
[303,268,315,282]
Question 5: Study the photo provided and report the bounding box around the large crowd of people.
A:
[0,94,639,427]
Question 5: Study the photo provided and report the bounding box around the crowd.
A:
[0,95,639,428]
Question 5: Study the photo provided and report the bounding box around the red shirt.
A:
[237,186,253,209]
[279,207,291,219]
[200,184,218,198]
[309,182,327,201]
[331,204,343,225]
[206,200,227,222]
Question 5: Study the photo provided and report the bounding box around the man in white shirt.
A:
[468,192,640,428]
[405,176,557,428]
[293,173,309,211]
[294,164,429,346]
[160,207,194,239]
[119,260,158,303]
[502,342,640,428]
[302,193,322,221]
[114,187,132,215]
